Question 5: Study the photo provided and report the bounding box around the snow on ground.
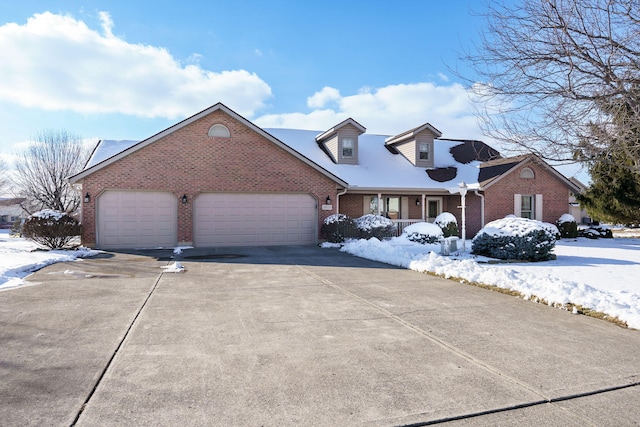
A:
[0,229,100,290]
[2,227,639,329]
[336,232,640,330]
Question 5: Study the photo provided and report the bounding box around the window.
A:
[208,124,230,138]
[520,167,534,179]
[342,138,354,158]
[418,143,430,160]
[367,196,400,218]
[521,195,534,219]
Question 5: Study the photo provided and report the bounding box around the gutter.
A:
[475,189,485,228]
[336,187,348,214]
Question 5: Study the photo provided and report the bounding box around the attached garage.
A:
[97,191,177,249]
[194,193,317,246]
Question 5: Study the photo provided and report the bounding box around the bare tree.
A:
[13,130,91,213]
[463,0,640,173]
[0,157,9,193]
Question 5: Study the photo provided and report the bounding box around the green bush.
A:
[472,217,558,262]
[403,222,444,244]
[579,225,613,239]
[556,214,578,238]
[321,214,356,243]
[353,214,397,240]
[434,212,459,238]
[21,210,82,249]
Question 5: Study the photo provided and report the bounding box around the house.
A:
[69,103,581,249]
[0,198,27,229]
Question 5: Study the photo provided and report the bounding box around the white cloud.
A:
[0,12,272,118]
[307,87,341,109]
[256,81,485,140]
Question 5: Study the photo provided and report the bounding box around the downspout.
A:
[336,187,348,214]
[474,189,485,228]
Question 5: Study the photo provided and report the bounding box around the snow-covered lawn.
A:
[335,231,640,330]
[0,229,99,290]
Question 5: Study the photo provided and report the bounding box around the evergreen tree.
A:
[576,93,640,225]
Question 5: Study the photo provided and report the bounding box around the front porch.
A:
[336,192,483,238]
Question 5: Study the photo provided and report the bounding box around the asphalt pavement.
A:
[0,245,638,426]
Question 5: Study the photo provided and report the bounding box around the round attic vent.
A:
[208,124,230,138]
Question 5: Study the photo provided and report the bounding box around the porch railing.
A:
[391,219,424,236]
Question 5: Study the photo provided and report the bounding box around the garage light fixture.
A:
[181,194,188,204]
[84,193,90,203]
[325,196,331,205]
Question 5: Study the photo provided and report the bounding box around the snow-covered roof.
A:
[81,128,491,192]
[266,128,484,192]
[85,140,140,169]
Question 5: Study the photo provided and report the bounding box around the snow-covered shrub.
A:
[434,212,458,237]
[579,224,613,239]
[353,214,397,240]
[556,213,578,238]
[472,216,558,261]
[402,222,444,244]
[321,214,356,243]
[21,210,83,249]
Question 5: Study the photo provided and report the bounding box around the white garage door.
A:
[194,193,317,246]
[97,191,177,249]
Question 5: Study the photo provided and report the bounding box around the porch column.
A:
[377,193,382,216]
[421,194,426,221]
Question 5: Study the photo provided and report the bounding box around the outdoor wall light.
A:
[325,196,331,205]
[84,193,90,203]
[181,194,188,204]
[415,198,420,206]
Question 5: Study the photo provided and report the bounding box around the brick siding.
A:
[484,162,571,225]
[80,109,338,246]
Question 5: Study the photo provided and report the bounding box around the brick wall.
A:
[484,162,571,225]
[80,109,339,246]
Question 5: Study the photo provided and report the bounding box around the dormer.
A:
[385,123,442,168]
[315,118,366,164]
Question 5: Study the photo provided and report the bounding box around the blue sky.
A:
[4,0,590,183]
[0,1,490,157]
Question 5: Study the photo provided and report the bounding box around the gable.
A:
[480,154,581,192]
[70,103,346,187]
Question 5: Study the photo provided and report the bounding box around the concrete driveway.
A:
[0,245,638,426]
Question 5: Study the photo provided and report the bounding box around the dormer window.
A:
[385,122,441,168]
[418,143,430,161]
[342,138,354,158]
[315,118,366,165]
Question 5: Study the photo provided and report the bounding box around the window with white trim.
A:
[418,143,430,160]
[342,138,354,158]
[520,167,534,179]
[521,195,534,219]
[208,124,230,138]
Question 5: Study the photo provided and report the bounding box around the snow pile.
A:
[173,246,193,255]
[30,209,66,221]
[340,235,640,329]
[0,230,100,290]
[353,214,394,230]
[477,215,559,238]
[557,213,576,224]
[403,222,443,236]
[434,212,457,227]
[324,213,349,225]
[162,261,184,273]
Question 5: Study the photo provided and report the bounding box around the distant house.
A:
[69,103,582,249]
[0,198,26,229]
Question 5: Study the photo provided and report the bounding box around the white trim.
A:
[514,194,522,217]
[535,194,543,221]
